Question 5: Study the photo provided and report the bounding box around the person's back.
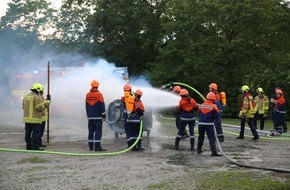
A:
[85,80,106,151]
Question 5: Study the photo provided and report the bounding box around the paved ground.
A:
[0,111,290,189]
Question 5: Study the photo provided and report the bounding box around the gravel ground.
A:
[0,112,290,190]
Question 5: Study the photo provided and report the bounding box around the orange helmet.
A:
[179,89,189,96]
[173,86,181,93]
[135,89,143,96]
[91,80,99,88]
[276,89,283,94]
[206,92,216,100]
[209,83,218,91]
[123,84,132,91]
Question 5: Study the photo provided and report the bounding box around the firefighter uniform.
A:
[38,85,50,147]
[274,89,286,134]
[23,83,48,150]
[121,84,134,148]
[253,87,269,130]
[126,89,145,151]
[197,92,221,156]
[174,89,198,151]
[209,83,225,142]
[237,85,259,140]
[85,80,106,151]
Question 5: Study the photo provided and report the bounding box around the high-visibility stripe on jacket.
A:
[178,97,198,121]
[240,93,256,118]
[22,91,45,124]
[39,94,50,121]
[254,94,269,114]
[198,100,219,123]
[85,88,106,120]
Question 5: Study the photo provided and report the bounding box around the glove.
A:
[46,94,51,101]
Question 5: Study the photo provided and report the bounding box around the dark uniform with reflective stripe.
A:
[85,88,106,151]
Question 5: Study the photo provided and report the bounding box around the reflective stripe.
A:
[199,105,213,109]
[180,117,195,121]
[88,117,103,120]
[198,122,214,125]
[126,119,140,123]
[276,110,286,114]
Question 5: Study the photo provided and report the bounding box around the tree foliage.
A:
[0,0,290,118]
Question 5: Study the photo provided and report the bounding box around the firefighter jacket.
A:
[198,100,219,123]
[22,91,46,124]
[239,92,256,118]
[254,94,269,114]
[39,94,50,121]
[213,91,224,112]
[127,99,145,123]
[85,88,106,120]
[275,96,286,115]
[178,97,198,121]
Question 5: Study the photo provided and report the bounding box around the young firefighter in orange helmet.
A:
[197,92,222,156]
[172,85,189,139]
[121,83,134,148]
[126,89,145,151]
[174,89,198,151]
[85,80,107,151]
[209,83,225,142]
[273,89,286,134]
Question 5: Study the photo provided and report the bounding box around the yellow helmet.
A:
[241,85,249,92]
[256,87,264,93]
[31,83,43,93]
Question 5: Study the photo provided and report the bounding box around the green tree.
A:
[87,0,165,75]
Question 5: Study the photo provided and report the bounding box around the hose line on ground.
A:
[0,119,143,156]
[162,82,290,173]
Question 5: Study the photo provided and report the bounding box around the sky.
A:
[0,0,62,18]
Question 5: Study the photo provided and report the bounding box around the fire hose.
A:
[162,82,290,173]
[0,119,143,156]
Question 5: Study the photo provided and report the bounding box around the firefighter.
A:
[38,84,51,147]
[121,83,134,148]
[127,89,145,151]
[23,83,48,150]
[270,87,287,133]
[172,85,189,139]
[273,89,286,134]
[209,83,225,142]
[85,80,106,151]
[197,92,221,156]
[174,89,198,151]
[253,87,269,130]
[236,85,260,140]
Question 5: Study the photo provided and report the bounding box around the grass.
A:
[147,171,290,190]
[197,171,290,190]
[17,156,50,164]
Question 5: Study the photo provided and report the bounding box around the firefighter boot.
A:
[190,138,195,151]
[131,139,138,151]
[95,142,107,151]
[197,141,203,154]
[137,139,145,151]
[174,137,181,150]
[210,144,222,157]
